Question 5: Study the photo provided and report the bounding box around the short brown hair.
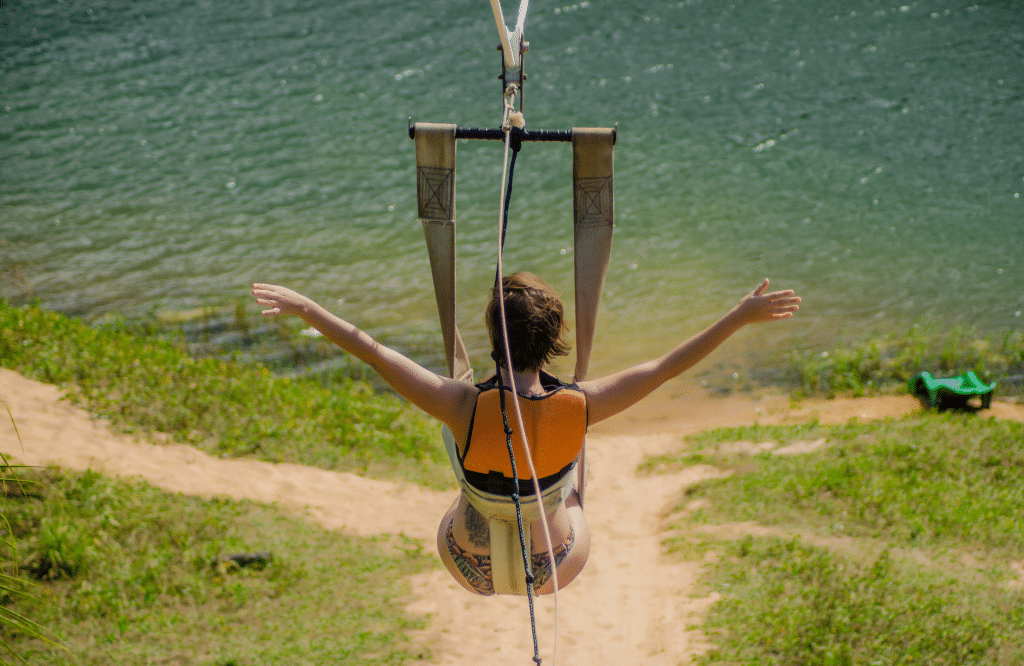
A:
[486,272,571,372]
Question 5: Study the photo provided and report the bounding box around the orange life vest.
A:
[460,373,587,496]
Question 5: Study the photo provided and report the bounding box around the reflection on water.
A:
[1,0,1021,379]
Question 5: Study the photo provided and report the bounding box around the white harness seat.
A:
[443,425,576,595]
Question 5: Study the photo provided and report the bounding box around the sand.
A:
[3,367,1021,664]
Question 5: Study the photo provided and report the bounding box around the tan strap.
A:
[415,123,473,382]
[572,127,615,382]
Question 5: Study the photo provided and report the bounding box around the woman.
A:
[252,273,800,595]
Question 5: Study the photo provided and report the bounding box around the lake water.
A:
[2,0,1022,382]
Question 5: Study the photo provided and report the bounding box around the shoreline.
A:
[4,299,1021,415]
[589,378,1024,438]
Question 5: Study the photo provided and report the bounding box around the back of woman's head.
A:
[486,272,570,372]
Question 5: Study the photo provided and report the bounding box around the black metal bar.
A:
[408,122,616,145]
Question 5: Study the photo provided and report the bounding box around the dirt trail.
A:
[4,368,1020,664]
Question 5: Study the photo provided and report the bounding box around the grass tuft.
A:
[651,415,1024,551]
[701,536,1023,665]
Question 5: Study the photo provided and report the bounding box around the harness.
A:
[415,118,613,601]
[410,1,616,662]
[443,374,587,595]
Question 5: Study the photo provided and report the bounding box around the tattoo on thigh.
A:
[446,523,494,595]
[531,529,575,590]
[463,504,490,548]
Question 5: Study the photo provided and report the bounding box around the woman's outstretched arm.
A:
[578,279,800,425]
[252,284,477,430]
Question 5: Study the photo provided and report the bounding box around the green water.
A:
[2,0,1022,380]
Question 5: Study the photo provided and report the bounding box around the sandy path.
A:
[4,368,1021,664]
[0,369,448,543]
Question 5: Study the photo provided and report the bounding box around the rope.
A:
[494,84,559,665]
[492,359,541,666]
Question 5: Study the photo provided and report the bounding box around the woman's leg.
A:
[436,495,495,596]
[531,490,590,595]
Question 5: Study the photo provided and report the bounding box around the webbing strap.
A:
[415,122,473,383]
[571,127,615,383]
[416,114,615,666]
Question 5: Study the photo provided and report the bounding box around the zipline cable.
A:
[499,147,518,253]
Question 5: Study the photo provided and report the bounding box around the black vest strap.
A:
[465,461,575,497]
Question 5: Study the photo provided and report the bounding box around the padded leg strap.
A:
[571,127,615,383]
[415,122,473,382]
[490,518,532,595]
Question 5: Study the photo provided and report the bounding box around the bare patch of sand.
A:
[1009,562,1024,591]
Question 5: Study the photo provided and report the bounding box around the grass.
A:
[645,415,1024,550]
[699,537,1021,665]
[1,463,434,665]
[781,326,1024,399]
[0,301,451,489]
[1,471,68,665]
[643,413,1024,665]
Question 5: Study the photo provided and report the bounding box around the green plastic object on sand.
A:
[908,371,995,410]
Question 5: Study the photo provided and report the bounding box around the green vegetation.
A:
[699,537,1020,665]
[783,326,1024,399]
[1,454,68,665]
[2,464,433,665]
[0,301,450,488]
[644,414,1024,665]
[646,416,1024,550]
